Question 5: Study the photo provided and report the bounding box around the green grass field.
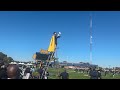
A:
[47,68,120,79]
[32,67,120,79]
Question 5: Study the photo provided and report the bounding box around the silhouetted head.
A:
[53,32,57,35]
[7,64,19,79]
[92,66,96,70]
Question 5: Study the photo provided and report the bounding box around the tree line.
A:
[0,52,14,64]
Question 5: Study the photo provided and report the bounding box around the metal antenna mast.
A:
[90,15,92,64]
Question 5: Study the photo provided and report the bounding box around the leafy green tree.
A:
[0,52,7,60]
[0,52,14,64]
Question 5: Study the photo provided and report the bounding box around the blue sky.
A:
[0,11,120,68]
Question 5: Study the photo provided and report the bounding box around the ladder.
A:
[41,51,55,79]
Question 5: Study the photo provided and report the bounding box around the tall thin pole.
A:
[90,15,92,64]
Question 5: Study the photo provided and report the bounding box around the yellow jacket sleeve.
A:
[48,35,56,52]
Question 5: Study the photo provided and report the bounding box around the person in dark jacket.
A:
[59,69,69,79]
[89,67,99,79]
[37,66,44,79]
